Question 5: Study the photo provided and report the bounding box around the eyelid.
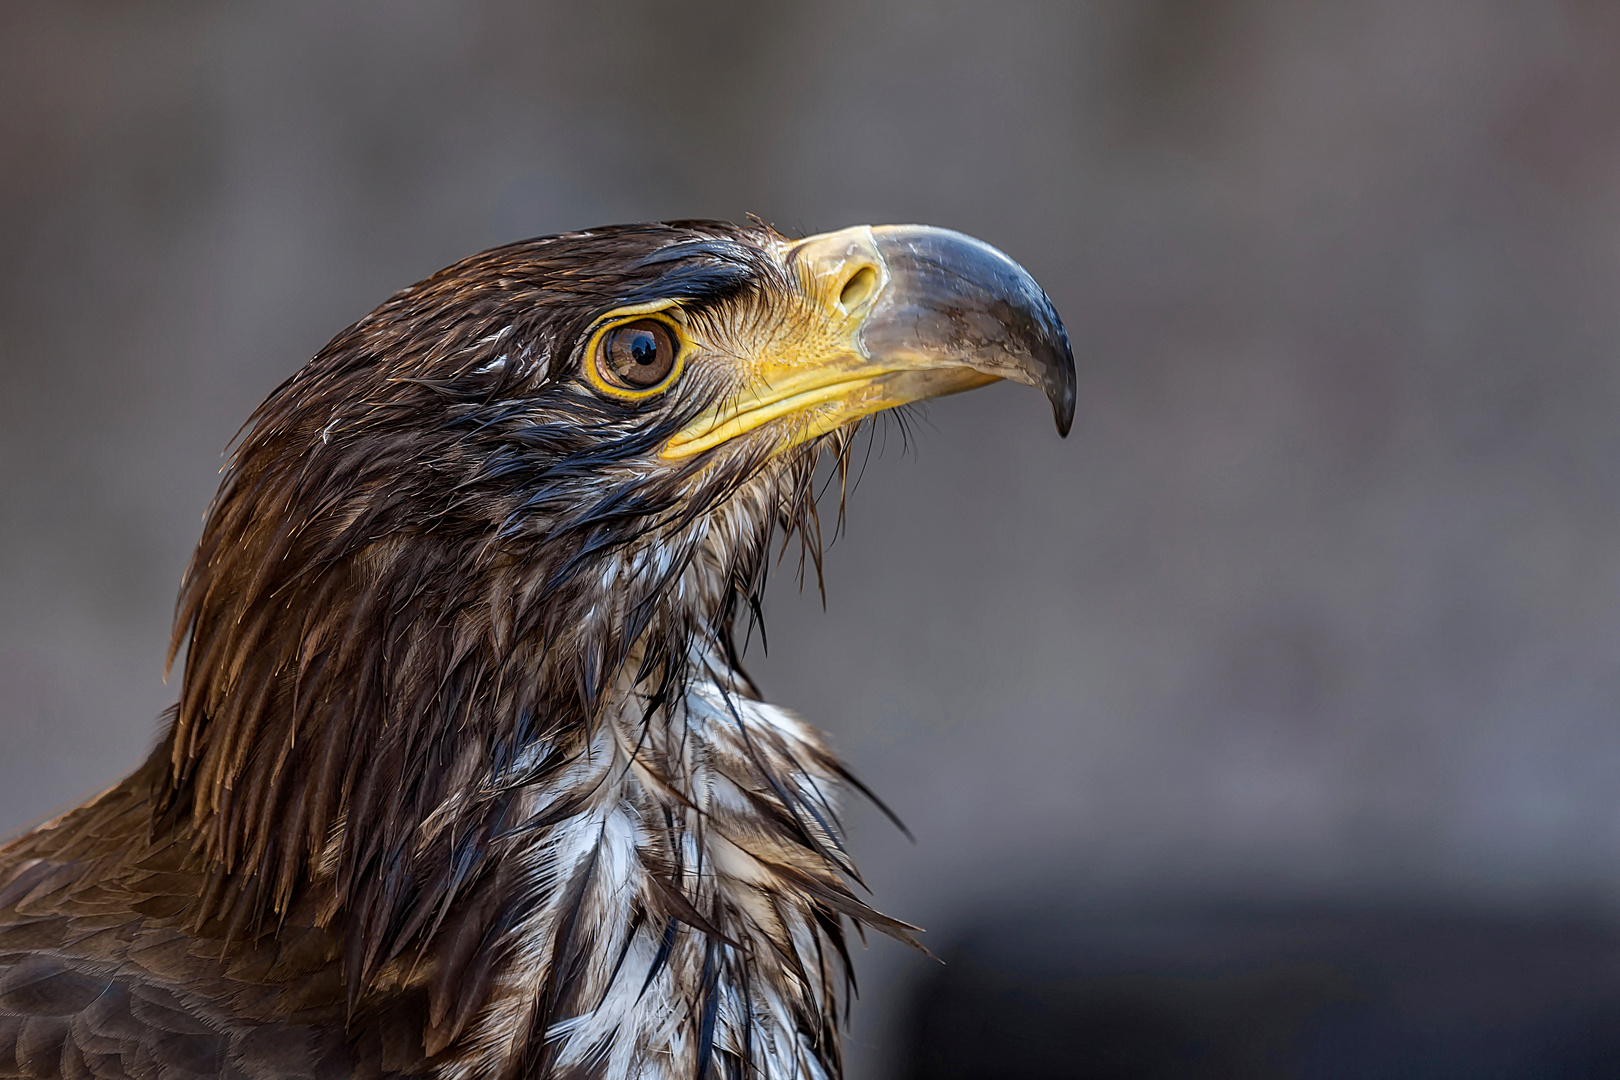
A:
[582,306,693,400]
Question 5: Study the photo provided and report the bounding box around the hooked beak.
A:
[661,224,1075,459]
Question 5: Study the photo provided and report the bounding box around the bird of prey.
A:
[0,221,1072,1080]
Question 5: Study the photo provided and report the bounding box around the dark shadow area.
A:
[901,903,1620,1080]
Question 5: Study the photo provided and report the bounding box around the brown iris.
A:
[597,319,677,390]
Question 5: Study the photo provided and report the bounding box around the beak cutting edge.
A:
[660,224,1075,459]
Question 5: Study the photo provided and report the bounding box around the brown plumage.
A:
[0,220,1073,1080]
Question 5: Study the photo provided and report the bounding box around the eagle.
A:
[0,221,1073,1080]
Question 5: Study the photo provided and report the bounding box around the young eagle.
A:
[0,221,1072,1080]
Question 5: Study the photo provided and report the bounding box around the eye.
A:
[597,319,677,390]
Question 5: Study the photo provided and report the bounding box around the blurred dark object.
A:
[902,903,1620,1080]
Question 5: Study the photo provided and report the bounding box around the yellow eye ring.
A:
[582,303,692,400]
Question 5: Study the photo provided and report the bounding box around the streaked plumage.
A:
[0,220,1072,1080]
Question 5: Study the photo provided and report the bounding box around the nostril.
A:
[839,265,879,310]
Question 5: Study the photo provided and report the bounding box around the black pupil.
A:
[629,332,657,366]
[603,320,674,388]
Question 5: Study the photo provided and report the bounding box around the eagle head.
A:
[150,220,1071,1077]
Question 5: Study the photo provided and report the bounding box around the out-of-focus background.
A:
[5,2,1620,1076]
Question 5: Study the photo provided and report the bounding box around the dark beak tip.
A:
[1046,328,1077,439]
[1054,394,1075,438]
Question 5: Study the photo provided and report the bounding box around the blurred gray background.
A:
[5,2,1620,1075]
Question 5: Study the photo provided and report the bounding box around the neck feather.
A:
[152,426,902,1077]
[439,648,904,1080]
